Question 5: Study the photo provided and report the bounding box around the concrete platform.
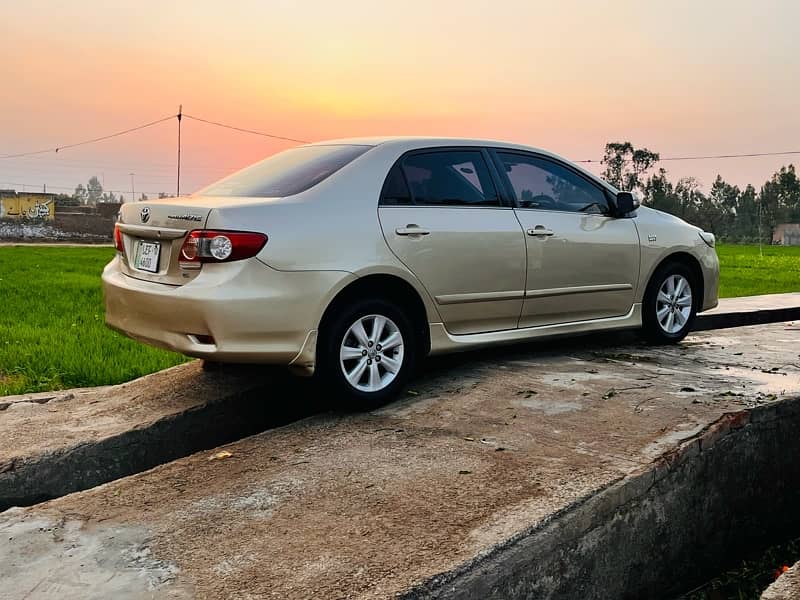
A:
[694,292,800,330]
[0,362,319,509]
[762,561,800,599]
[2,322,800,599]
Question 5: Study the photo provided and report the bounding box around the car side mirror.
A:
[615,191,640,216]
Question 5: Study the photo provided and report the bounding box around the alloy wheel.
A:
[656,274,693,334]
[339,314,405,392]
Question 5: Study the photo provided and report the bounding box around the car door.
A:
[491,150,640,328]
[378,148,527,335]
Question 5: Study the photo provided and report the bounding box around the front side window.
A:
[497,152,609,214]
[199,144,371,198]
[382,150,499,207]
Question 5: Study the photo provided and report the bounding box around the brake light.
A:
[179,230,268,263]
[114,223,124,254]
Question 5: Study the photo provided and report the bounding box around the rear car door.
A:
[491,150,640,328]
[378,148,526,334]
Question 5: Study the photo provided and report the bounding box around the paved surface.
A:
[0,362,319,509]
[695,292,800,330]
[1,322,799,599]
[762,561,800,600]
[0,362,275,471]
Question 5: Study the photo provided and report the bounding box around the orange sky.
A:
[2,0,798,199]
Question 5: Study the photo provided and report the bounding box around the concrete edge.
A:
[694,306,800,331]
[401,396,800,599]
[0,372,318,511]
[761,560,800,599]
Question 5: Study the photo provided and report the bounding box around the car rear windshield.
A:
[198,144,372,198]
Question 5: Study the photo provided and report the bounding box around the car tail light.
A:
[179,230,268,263]
[114,223,124,254]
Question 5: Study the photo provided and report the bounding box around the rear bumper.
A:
[102,255,353,366]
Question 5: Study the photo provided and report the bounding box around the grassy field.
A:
[716,243,800,298]
[0,246,187,396]
[1,243,798,396]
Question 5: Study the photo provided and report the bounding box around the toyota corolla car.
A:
[103,137,719,405]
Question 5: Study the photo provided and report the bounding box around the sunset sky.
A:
[2,0,798,200]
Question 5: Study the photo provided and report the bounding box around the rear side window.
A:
[381,150,499,207]
[199,144,371,198]
[497,152,609,214]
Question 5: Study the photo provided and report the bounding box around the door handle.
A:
[527,226,554,237]
[395,226,431,236]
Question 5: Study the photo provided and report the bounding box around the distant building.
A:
[773,223,800,246]
[0,190,56,221]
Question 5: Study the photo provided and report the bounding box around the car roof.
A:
[308,136,562,158]
[307,136,614,192]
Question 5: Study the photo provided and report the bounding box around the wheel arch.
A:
[646,251,705,308]
[318,273,432,357]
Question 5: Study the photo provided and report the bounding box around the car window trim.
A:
[487,148,615,215]
[379,146,509,208]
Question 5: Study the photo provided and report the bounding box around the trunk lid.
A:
[117,200,214,285]
[117,196,282,285]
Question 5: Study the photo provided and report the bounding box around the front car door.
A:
[378,148,527,334]
[491,150,640,328]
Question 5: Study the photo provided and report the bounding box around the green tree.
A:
[601,142,660,191]
[706,175,739,238]
[74,184,88,204]
[87,176,103,204]
[734,185,759,242]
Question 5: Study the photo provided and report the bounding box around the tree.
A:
[140,193,148,201]
[601,140,799,243]
[86,176,103,204]
[706,176,739,238]
[601,142,660,191]
[644,168,677,214]
[74,184,88,204]
[735,185,759,242]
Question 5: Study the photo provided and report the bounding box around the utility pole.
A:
[43,184,46,193]
[176,105,182,197]
[758,196,763,258]
[130,173,135,203]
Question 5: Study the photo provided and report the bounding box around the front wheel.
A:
[642,263,698,344]
[318,299,416,409]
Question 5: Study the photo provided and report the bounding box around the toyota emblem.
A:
[140,207,150,223]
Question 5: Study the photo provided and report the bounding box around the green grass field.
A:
[0,246,187,396]
[1,244,798,396]
[716,243,800,298]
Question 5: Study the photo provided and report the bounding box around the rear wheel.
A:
[642,262,698,344]
[319,299,416,409]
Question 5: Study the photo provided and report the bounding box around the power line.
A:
[0,114,177,159]
[182,113,310,144]
[0,155,234,173]
[575,150,800,164]
[661,150,800,161]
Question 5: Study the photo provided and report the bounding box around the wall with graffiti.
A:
[0,192,55,221]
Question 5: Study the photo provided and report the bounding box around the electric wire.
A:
[0,114,177,159]
[182,114,310,144]
[3,108,800,195]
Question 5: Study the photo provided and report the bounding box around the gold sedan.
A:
[103,137,719,406]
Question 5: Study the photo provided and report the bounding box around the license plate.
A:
[134,240,160,273]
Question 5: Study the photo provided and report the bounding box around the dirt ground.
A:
[2,323,800,599]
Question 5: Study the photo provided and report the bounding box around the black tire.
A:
[318,298,417,409]
[642,261,698,344]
